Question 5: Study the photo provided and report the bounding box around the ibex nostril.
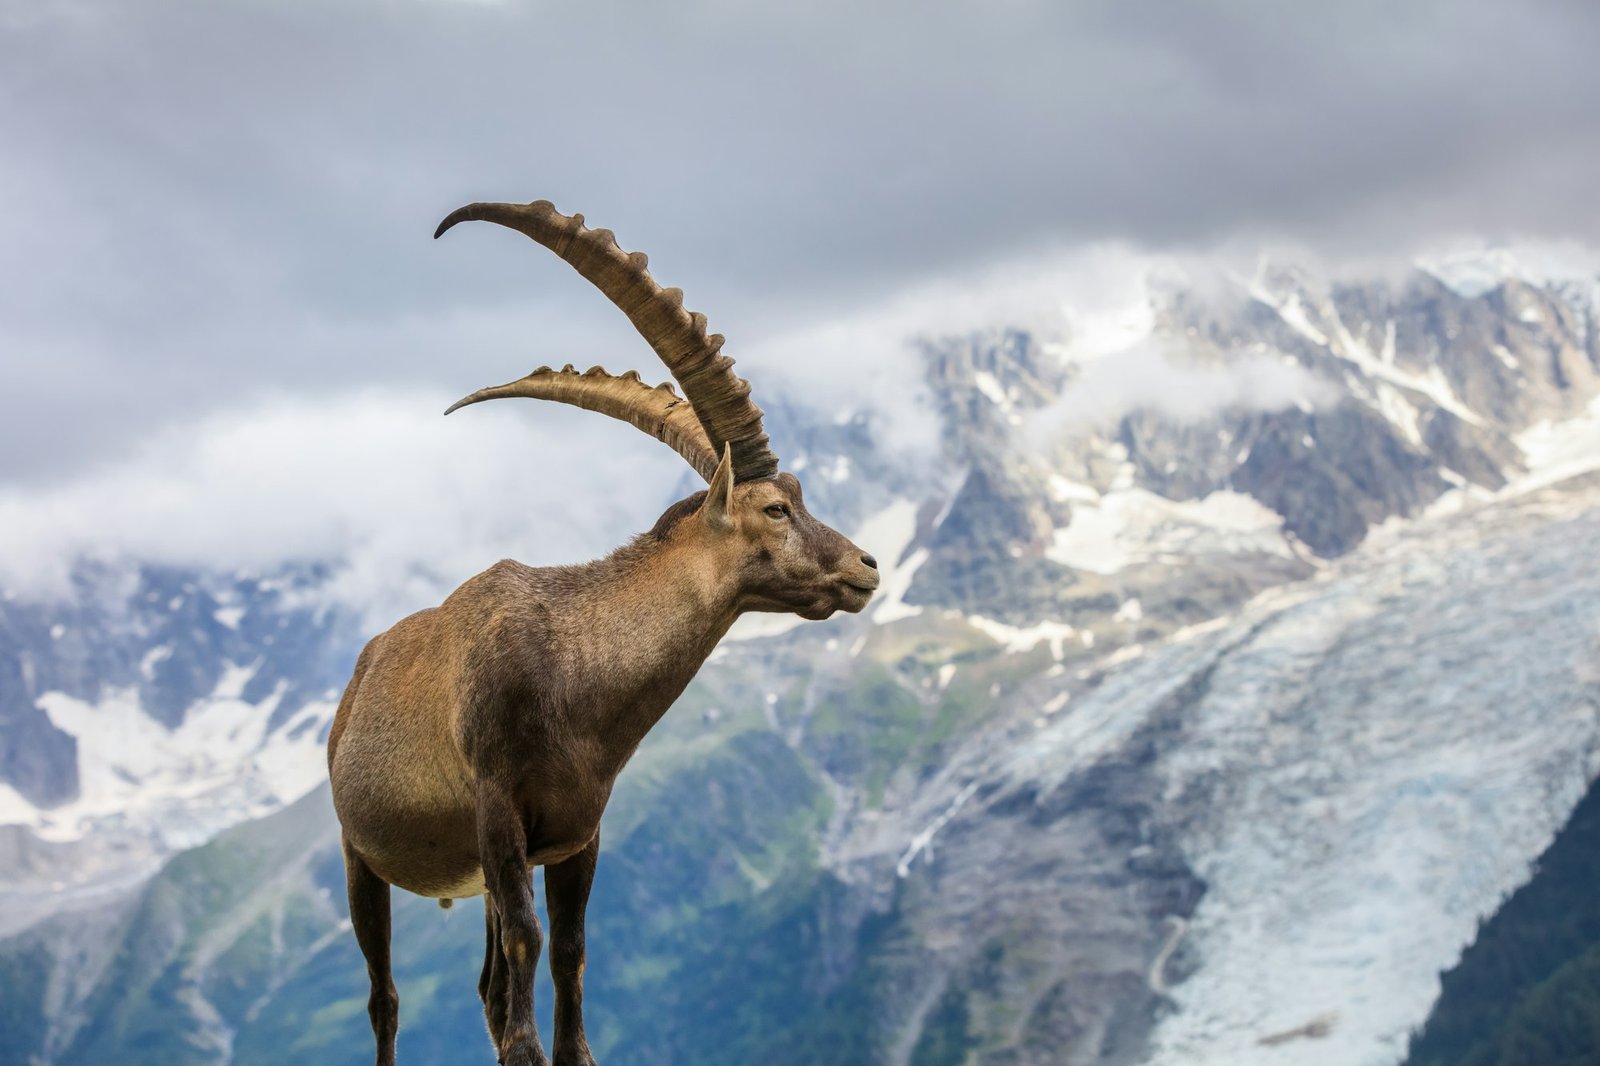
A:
[862,554,879,570]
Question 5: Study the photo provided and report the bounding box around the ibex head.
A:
[436,200,879,620]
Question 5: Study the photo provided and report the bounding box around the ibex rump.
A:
[327,200,878,1066]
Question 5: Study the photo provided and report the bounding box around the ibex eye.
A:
[765,504,789,519]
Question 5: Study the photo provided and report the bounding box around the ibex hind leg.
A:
[343,835,399,1066]
[478,783,551,1066]
[480,892,509,1050]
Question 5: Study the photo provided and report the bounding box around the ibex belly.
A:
[345,798,602,898]
[331,750,481,897]
[332,729,608,896]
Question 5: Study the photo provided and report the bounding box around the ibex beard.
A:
[326,199,878,1066]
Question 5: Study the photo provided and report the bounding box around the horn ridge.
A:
[443,365,721,483]
[434,198,781,481]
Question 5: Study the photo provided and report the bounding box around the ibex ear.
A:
[703,442,735,533]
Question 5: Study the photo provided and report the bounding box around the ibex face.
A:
[708,470,879,620]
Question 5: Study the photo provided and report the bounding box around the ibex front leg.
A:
[478,784,550,1066]
[545,832,599,1066]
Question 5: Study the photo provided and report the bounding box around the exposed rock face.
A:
[903,260,1600,626]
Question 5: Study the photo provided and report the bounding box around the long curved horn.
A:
[445,364,721,483]
[435,199,779,482]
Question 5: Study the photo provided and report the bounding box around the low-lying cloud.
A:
[749,242,1171,451]
[0,390,688,623]
[1028,343,1335,439]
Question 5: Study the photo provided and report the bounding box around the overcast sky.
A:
[3,0,1598,603]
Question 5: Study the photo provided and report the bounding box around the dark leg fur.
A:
[545,833,600,1066]
[478,784,550,1066]
[480,893,509,1049]
[344,835,399,1066]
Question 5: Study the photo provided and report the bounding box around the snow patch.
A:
[1416,249,1522,299]
[17,681,331,844]
[138,645,173,681]
[896,781,980,878]
[874,549,928,625]
[0,780,38,826]
[966,616,1079,660]
[1509,394,1600,494]
[1057,278,1155,363]
[972,371,1012,409]
[1373,384,1423,447]
[1047,476,1100,504]
[213,660,259,701]
[1049,489,1292,575]
[1332,309,1483,426]
[1267,291,1330,347]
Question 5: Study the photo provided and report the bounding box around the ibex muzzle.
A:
[327,199,875,1066]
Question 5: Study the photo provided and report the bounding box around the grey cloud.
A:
[3,0,1598,481]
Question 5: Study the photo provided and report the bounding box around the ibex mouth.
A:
[839,580,878,611]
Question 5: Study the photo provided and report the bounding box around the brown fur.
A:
[328,465,877,1066]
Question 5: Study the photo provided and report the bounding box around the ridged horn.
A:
[434,199,779,482]
[445,365,721,483]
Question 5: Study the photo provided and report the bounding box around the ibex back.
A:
[326,200,878,1066]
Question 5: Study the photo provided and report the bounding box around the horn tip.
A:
[433,204,479,239]
[443,388,492,415]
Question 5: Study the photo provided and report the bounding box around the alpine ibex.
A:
[327,199,879,1066]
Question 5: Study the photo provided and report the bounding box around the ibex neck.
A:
[561,536,740,751]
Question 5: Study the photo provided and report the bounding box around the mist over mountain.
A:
[2,251,1598,1064]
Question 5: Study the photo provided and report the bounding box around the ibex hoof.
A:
[554,1047,598,1066]
[502,1044,551,1066]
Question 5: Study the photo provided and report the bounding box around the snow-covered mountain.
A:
[0,562,361,933]
[2,250,1599,1064]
